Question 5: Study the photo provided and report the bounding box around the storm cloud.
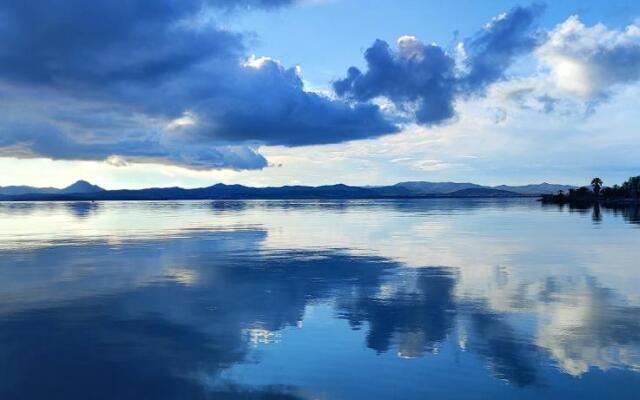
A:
[334,5,543,125]
[0,0,395,169]
[334,37,458,124]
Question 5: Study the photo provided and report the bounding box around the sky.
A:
[1,0,639,189]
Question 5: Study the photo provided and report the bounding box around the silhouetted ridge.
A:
[0,180,104,196]
[449,188,520,197]
[1,180,577,201]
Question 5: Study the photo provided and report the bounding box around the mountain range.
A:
[391,181,573,195]
[0,180,574,201]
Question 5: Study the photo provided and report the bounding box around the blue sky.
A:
[235,0,640,84]
[1,0,639,189]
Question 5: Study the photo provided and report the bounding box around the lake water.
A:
[0,199,639,399]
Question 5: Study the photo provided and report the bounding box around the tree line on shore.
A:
[541,176,640,205]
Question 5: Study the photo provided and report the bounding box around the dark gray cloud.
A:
[0,0,394,169]
[334,5,543,125]
[334,39,457,124]
[0,0,297,86]
[0,111,269,170]
[0,1,243,85]
[183,58,398,146]
[461,4,544,92]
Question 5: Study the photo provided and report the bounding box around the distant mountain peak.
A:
[61,180,105,194]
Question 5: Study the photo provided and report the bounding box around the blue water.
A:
[0,199,638,399]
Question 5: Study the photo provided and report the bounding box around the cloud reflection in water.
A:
[0,199,639,399]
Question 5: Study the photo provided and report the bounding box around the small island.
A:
[541,176,640,206]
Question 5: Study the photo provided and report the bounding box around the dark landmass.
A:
[540,176,640,207]
[0,180,560,201]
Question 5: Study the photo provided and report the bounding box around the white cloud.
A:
[397,35,427,61]
[105,155,129,167]
[536,16,640,99]
[166,111,198,131]
[242,55,283,70]
[412,159,462,172]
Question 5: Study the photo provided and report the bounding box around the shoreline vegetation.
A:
[540,176,640,207]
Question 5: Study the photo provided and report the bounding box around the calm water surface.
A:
[0,199,639,399]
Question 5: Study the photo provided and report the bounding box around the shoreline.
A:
[0,194,538,202]
[539,197,639,207]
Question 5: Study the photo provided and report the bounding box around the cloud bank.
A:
[0,0,394,169]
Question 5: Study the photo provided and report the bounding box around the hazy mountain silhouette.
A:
[394,181,573,195]
[0,185,59,196]
[494,183,574,195]
[392,181,484,194]
[448,188,520,197]
[0,180,575,201]
[0,180,104,196]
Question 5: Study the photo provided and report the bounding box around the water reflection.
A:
[542,202,640,226]
[592,203,602,223]
[606,204,640,225]
[338,268,457,357]
[534,276,640,375]
[65,201,100,219]
[465,310,538,386]
[0,200,639,399]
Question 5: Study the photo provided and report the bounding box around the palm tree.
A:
[591,177,603,197]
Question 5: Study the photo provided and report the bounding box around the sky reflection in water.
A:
[0,199,639,399]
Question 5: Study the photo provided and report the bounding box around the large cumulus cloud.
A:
[0,0,395,170]
[334,37,458,124]
[177,56,397,146]
[333,5,543,125]
[536,15,640,100]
